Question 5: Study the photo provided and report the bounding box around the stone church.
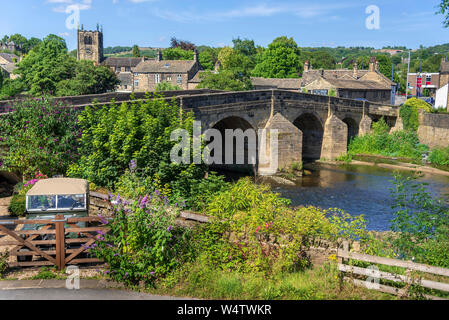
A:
[77,26,202,92]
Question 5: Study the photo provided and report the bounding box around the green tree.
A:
[13,34,118,97]
[232,37,257,57]
[198,47,219,70]
[301,50,336,70]
[132,45,141,57]
[163,48,194,60]
[252,36,301,78]
[67,95,207,195]
[197,70,251,91]
[55,60,119,96]
[438,0,449,27]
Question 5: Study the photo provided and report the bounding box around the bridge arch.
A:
[208,116,257,173]
[293,113,324,160]
[342,117,359,145]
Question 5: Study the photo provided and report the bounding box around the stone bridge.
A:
[178,90,400,174]
[0,89,403,175]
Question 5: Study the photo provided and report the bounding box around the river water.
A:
[267,163,449,231]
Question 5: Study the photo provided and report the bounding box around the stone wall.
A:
[418,112,449,149]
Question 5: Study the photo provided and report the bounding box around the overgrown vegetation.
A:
[348,118,428,160]
[0,97,81,178]
[389,173,449,268]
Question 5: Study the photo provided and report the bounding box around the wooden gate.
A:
[0,215,108,270]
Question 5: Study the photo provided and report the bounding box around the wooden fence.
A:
[0,215,108,270]
[337,243,449,300]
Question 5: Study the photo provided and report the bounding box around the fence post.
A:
[55,215,66,270]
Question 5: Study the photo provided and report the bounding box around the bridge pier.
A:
[321,114,348,160]
[359,115,373,136]
[258,113,302,175]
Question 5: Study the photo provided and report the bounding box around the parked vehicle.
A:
[19,178,89,262]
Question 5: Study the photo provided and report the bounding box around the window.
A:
[167,76,172,82]
[177,74,183,85]
[134,80,139,88]
[155,74,161,84]
[125,67,131,72]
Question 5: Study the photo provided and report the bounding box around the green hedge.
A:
[8,194,26,217]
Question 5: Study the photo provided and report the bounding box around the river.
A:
[270,163,449,231]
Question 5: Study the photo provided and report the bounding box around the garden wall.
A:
[418,112,449,149]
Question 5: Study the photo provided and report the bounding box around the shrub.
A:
[399,98,432,132]
[429,146,449,166]
[88,192,193,287]
[67,94,207,203]
[195,178,369,275]
[8,194,26,217]
[0,96,81,178]
[389,173,449,266]
[348,117,428,159]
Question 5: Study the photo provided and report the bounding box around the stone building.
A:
[132,50,202,91]
[77,24,104,65]
[77,25,202,92]
[407,72,440,97]
[0,53,19,80]
[301,57,395,104]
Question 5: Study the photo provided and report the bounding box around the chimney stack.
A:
[194,49,199,62]
[353,62,358,79]
[157,50,162,61]
[369,56,376,72]
[304,60,310,72]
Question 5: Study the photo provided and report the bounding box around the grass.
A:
[146,262,395,300]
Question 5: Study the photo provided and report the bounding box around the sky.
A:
[1,0,448,50]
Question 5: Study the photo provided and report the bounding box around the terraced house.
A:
[0,53,19,80]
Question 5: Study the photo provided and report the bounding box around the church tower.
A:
[77,24,104,65]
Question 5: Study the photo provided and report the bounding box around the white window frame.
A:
[155,74,161,84]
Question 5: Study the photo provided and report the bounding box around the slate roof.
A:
[103,57,143,68]
[133,60,197,74]
[301,69,394,87]
[251,77,301,89]
[0,53,19,63]
[0,63,17,74]
[322,78,391,90]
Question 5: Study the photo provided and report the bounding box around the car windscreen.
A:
[27,194,86,211]
[27,195,57,211]
[57,194,86,210]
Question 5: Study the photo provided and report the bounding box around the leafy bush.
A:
[8,194,26,217]
[429,146,449,166]
[0,96,81,178]
[348,117,428,159]
[67,94,207,202]
[155,81,182,91]
[89,192,193,287]
[194,178,369,275]
[389,173,449,267]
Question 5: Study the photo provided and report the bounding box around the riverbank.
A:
[320,155,449,177]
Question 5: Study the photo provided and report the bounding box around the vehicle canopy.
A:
[26,178,89,213]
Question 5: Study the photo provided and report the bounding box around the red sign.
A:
[417,76,422,88]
